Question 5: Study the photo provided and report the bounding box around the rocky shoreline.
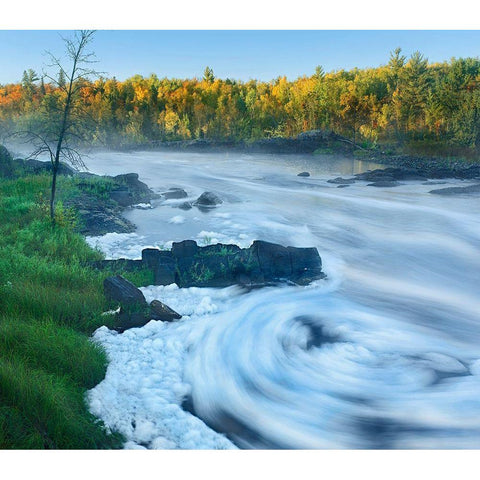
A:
[104,129,480,180]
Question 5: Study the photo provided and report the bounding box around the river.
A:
[84,150,480,449]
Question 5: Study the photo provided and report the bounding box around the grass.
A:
[0,173,123,449]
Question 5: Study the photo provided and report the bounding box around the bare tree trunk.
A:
[50,165,58,222]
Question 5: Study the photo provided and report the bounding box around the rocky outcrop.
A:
[367,180,401,187]
[297,172,310,177]
[110,173,158,207]
[95,240,325,289]
[103,275,181,332]
[327,177,356,184]
[361,158,480,180]
[429,184,480,195]
[16,158,76,176]
[67,172,158,235]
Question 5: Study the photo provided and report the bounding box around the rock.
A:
[142,248,176,285]
[252,240,291,279]
[337,184,350,188]
[103,275,147,306]
[193,191,223,208]
[367,180,401,187]
[297,172,310,177]
[178,201,193,210]
[109,186,133,207]
[327,177,356,184]
[114,310,150,333]
[162,188,188,199]
[20,158,75,176]
[149,300,182,322]
[355,167,426,183]
[66,191,135,236]
[429,184,480,195]
[287,245,323,285]
[97,240,325,290]
[113,172,156,205]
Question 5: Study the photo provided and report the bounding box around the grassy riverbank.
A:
[0,173,126,449]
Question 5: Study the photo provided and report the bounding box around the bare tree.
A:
[19,30,99,223]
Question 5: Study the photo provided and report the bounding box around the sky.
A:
[1,30,480,84]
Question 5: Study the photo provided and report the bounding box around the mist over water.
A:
[85,150,480,449]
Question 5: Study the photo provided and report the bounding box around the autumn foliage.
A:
[2,51,480,156]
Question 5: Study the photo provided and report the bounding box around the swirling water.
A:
[85,151,480,449]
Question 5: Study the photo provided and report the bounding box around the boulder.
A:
[193,191,223,208]
[162,188,188,199]
[114,310,150,333]
[149,300,182,321]
[112,172,156,205]
[178,201,193,210]
[327,177,356,184]
[297,172,310,177]
[103,275,147,306]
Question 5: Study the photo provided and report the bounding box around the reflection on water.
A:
[85,150,480,449]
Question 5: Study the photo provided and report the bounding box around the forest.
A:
[1,48,480,157]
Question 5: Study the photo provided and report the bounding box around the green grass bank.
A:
[0,172,138,449]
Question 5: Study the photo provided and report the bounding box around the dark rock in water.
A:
[142,248,176,285]
[297,172,310,177]
[171,239,200,258]
[253,240,292,279]
[356,167,425,183]
[193,191,223,208]
[337,184,350,188]
[112,172,157,206]
[328,177,356,184]
[287,244,324,285]
[367,180,401,187]
[97,240,325,289]
[169,239,324,288]
[429,184,480,195]
[162,188,188,200]
[104,275,147,306]
[178,201,192,210]
[149,300,182,322]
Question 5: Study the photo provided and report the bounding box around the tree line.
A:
[2,48,480,156]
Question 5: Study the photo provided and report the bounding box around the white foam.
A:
[168,215,186,224]
[88,286,243,449]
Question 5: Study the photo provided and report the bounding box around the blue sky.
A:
[0,30,480,84]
